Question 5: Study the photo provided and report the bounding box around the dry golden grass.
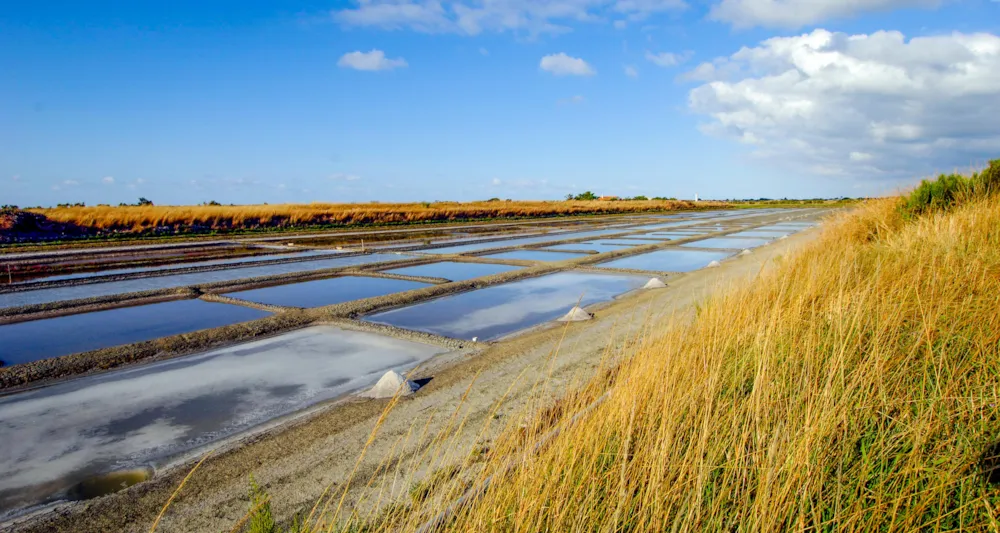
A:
[158,191,1000,532]
[318,195,999,532]
[30,200,714,234]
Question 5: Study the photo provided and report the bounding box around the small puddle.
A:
[597,249,733,272]
[383,261,521,281]
[69,467,154,500]
[0,299,270,365]
[365,271,645,341]
[224,276,429,308]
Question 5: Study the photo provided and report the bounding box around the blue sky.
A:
[3,0,999,206]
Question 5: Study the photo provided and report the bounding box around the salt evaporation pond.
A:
[422,229,633,255]
[725,230,786,238]
[366,272,645,341]
[19,249,338,284]
[0,300,269,365]
[598,249,733,272]
[0,325,447,516]
[541,241,637,253]
[481,250,588,262]
[384,261,521,281]
[0,253,413,309]
[681,237,774,250]
[224,276,429,308]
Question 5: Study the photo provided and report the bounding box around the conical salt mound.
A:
[779,234,789,240]
[364,370,419,399]
[706,260,721,268]
[557,306,593,322]
[643,278,667,289]
[738,249,752,256]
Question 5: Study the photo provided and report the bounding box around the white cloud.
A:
[337,50,408,71]
[614,20,627,29]
[540,53,595,76]
[479,47,489,55]
[686,29,1000,180]
[645,50,690,67]
[334,0,686,36]
[62,180,79,186]
[102,176,115,184]
[624,65,639,78]
[491,178,503,185]
[330,173,362,181]
[709,0,939,29]
[557,95,586,104]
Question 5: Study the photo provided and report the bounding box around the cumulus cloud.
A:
[102,176,115,184]
[540,53,595,76]
[709,0,939,29]
[686,29,1000,180]
[334,0,686,36]
[624,65,639,78]
[337,50,408,71]
[645,50,690,67]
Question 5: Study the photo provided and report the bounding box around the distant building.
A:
[694,193,699,201]
[597,195,619,201]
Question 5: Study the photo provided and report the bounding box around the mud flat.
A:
[0,325,448,518]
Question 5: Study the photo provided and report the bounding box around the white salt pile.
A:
[364,370,420,399]
[739,249,752,256]
[643,278,667,289]
[707,260,721,268]
[557,306,593,322]
[779,235,789,240]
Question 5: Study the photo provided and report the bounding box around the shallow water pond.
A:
[0,253,413,309]
[19,250,339,284]
[224,276,429,308]
[422,229,633,255]
[366,272,645,341]
[681,237,774,250]
[383,261,521,281]
[597,249,733,272]
[0,325,446,517]
[541,241,637,253]
[481,250,588,261]
[0,299,270,365]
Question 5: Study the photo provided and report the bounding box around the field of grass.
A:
[149,166,999,532]
[23,199,717,235]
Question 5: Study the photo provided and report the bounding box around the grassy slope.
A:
[323,196,1000,532]
[158,192,994,532]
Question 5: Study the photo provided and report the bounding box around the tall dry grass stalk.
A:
[30,200,716,234]
[312,196,1000,532]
